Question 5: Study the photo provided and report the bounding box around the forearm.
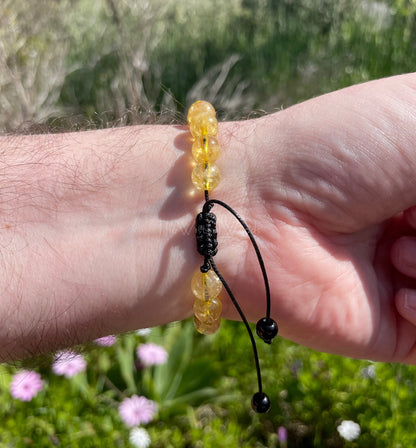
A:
[0,125,195,360]
[0,119,269,361]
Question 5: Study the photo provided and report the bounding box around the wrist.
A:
[0,113,287,360]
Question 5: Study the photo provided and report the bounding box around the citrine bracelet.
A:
[187,101,278,413]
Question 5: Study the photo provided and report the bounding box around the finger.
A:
[391,292,416,364]
[394,289,416,364]
[391,236,416,279]
[404,206,416,229]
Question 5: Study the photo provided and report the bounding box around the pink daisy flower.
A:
[94,335,117,346]
[278,426,288,443]
[136,343,168,367]
[10,370,43,402]
[118,395,157,427]
[52,351,87,378]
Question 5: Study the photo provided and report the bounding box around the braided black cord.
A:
[203,198,271,318]
[195,186,276,412]
[195,204,216,272]
[195,189,270,401]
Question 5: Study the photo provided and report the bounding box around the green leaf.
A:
[115,334,137,393]
[153,322,194,400]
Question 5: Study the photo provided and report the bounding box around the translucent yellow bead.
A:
[191,163,221,191]
[192,136,220,163]
[193,296,222,323]
[187,100,216,125]
[189,116,218,138]
[191,270,222,300]
[194,315,221,335]
[187,100,217,137]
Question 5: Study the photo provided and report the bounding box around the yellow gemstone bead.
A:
[194,315,221,335]
[187,101,217,137]
[187,100,216,125]
[193,296,222,323]
[191,163,221,191]
[189,116,218,137]
[192,136,220,163]
[191,270,222,300]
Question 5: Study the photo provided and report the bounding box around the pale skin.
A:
[2,73,416,364]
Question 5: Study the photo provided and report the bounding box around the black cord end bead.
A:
[251,392,271,413]
[256,317,278,344]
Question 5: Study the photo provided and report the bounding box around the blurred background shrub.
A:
[1,0,415,130]
[1,0,416,447]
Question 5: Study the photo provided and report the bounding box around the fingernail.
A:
[403,289,416,312]
[405,206,416,229]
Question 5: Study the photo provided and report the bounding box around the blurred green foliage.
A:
[1,0,415,130]
[2,321,416,446]
[1,0,416,446]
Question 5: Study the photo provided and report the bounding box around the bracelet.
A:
[187,101,278,413]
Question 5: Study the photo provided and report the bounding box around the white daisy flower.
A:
[129,427,151,448]
[337,420,361,441]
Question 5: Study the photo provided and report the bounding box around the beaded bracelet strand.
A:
[187,101,278,413]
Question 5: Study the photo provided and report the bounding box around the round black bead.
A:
[256,317,278,344]
[251,392,271,413]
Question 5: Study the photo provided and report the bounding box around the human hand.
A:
[216,73,416,363]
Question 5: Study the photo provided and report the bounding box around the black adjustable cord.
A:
[195,189,278,413]
[203,198,271,318]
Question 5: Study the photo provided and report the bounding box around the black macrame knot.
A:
[195,211,218,260]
